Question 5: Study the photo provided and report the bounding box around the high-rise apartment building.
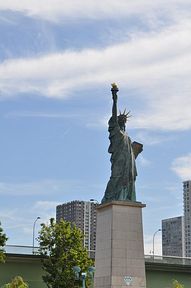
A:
[56,200,98,258]
[183,180,191,257]
[162,180,191,258]
[162,216,185,257]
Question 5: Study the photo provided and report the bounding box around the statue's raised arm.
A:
[111,83,118,123]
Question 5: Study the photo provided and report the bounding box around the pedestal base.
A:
[94,201,146,288]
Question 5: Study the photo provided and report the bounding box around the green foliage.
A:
[38,218,93,288]
[172,280,184,288]
[2,276,28,288]
[0,222,8,263]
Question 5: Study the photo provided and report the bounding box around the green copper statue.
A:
[101,84,143,203]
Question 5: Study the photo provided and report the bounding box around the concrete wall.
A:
[1,254,191,288]
[146,269,191,288]
[146,262,191,288]
[0,254,45,288]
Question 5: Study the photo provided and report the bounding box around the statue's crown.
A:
[118,109,131,122]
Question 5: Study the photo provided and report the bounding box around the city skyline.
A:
[0,1,191,255]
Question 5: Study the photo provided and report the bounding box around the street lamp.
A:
[153,228,161,258]
[81,272,87,288]
[73,266,95,288]
[88,266,95,288]
[32,216,40,254]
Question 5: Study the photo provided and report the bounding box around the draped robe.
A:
[101,116,137,203]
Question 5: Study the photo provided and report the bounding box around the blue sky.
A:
[0,0,191,255]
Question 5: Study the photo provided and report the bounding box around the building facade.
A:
[162,216,185,257]
[183,180,191,257]
[56,200,97,258]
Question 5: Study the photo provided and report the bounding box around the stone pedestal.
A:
[94,201,146,288]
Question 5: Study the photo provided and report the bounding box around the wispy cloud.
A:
[171,153,191,180]
[34,200,60,211]
[0,14,17,25]
[0,206,46,244]
[138,155,151,167]
[1,20,191,131]
[0,209,20,227]
[0,179,103,200]
[5,111,80,119]
[134,131,173,146]
[33,201,60,226]
[0,179,71,196]
[144,233,162,255]
[0,0,191,23]
[0,200,59,244]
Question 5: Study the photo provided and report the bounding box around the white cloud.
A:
[0,209,20,227]
[5,111,80,119]
[0,179,71,195]
[0,20,191,131]
[0,202,57,245]
[0,14,17,25]
[33,201,60,227]
[0,0,191,23]
[34,200,60,211]
[135,131,172,146]
[0,179,103,200]
[171,154,191,180]
[138,155,151,167]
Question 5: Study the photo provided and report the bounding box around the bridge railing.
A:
[145,254,191,266]
[4,245,191,266]
[5,245,39,255]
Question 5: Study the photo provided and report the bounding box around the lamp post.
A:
[88,266,95,288]
[32,216,40,254]
[73,266,95,288]
[153,228,161,259]
[81,272,87,288]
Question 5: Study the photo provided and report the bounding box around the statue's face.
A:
[118,115,127,130]
[118,119,126,131]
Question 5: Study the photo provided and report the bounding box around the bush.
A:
[0,222,8,263]
[172,280,184,288]
[2,276,28,288]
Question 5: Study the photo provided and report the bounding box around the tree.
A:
[38,218,93,288]
[2,276,28,288]
[172,280,184,288]
[0,222,8,263]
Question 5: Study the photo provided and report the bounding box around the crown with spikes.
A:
[118,109,132,122]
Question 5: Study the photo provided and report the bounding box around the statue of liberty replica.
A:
[101,83,143,203]
[95,84,146,288]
